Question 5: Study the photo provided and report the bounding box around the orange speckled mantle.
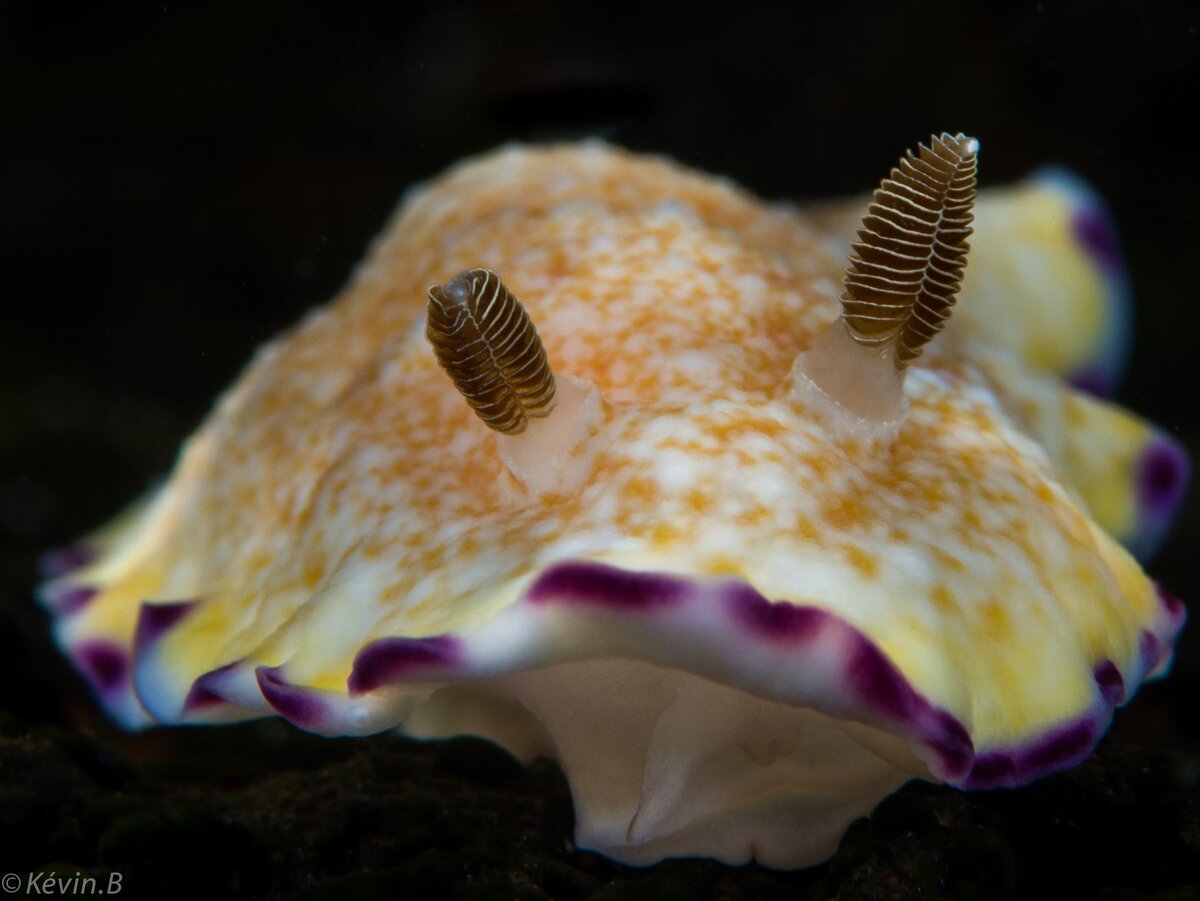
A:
[39,142,1187,868]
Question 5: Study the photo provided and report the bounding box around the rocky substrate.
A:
[1,712,1198,901]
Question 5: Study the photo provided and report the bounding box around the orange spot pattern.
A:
[62,144,1159,735]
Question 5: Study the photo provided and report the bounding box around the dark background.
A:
[1,2,1198,898]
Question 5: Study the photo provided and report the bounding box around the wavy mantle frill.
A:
[41,556,1186,866]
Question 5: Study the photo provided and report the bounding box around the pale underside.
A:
[407,661,923,868]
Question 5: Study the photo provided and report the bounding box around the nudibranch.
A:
[39,136,1189,868]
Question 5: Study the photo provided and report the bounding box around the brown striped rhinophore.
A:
[426,268,557,434]
[841,132,979,368]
